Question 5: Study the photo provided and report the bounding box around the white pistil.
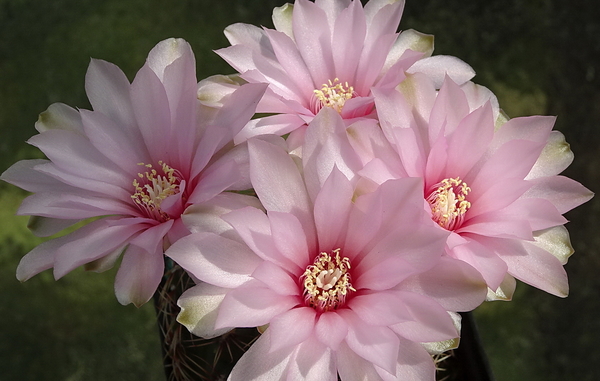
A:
[426,177,471,231]
[131,161,182,221]
[301,249,355,312]
[311,78,355,114]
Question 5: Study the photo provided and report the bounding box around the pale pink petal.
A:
[251,260,300,296]
[166,232,261,288]
[496,197,567,231]
[80,110,150,174]
[224,22,272,52]
[26,216,80,238]
[348,292,411,326]
[526,131,574,179]
[315,311,349,350]
[1,159,67,193]
[35,102,83,133]
[228,330,295,381]
[28,130,131,192]
[293,0,334,85]
[524,175,594,214]
[400,256,487,311]
[269,306,316,351]
[264,28,314,102]
[235,114,307,143]
[407,55,476,88]
[355,254,422,291]
[85,58,136,129]
[490,115,555,153]
[269,211,311,268]
[501,240,570,297]
[448,236,508,289]
[248,138,316,245]
[181,192,263,236]
[176,283,231,339]
[313,167,354,250]
[114,244,164,306]
[340,309,399,374]
[286,336,336,381]
[215,282,299,328]
[468,139,545,193]
[302,108,363,201]
[128,219,173,254]
[331,1,366,82]
[428,76,470,141]
[336,341,385,381]
[389,290,459,342]
[130,62,171,158]
[376,336,436,381]
[222,206,300,272]
[53,218,146,279]
[445,102,494,176]
[216,44,259,75]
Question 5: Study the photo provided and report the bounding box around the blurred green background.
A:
[0,0,598,380]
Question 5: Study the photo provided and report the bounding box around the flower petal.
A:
[114,244,164,306]
[176,282,232,339]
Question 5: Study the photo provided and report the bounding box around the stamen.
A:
[311,78,356,114]
[426,177,471,231]
[301,249,355,312]
[131,161,182,222]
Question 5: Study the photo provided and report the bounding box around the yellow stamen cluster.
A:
[312,78,355,113]
[426,177,472,231]
[131,161,181,221]
[301,249,355,312]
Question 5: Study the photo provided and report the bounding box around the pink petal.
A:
[336,341,385,381]
[407,55,476,88]
[428,76,469,143]
[302,108,363,201]
[35,102,83,133]
[114,244,164,306]
[215,282,299,328]
[269,306,316,352]
[315,311,349,350]
[235,113,307,143]
[331,1,366,82]
[400,256,487,311]
[222,206,300,273]
[445,102,494,176]
[388,290,459,342]
[314,167,354,250]
[80,110,150,174]
[501,240,569,297]
[269,211,312,269]
[228,330,294,381]
[524,175,594,214]
[166,232,261,288]
[85,58,136,129]
[286,336,336,381]
[526,131,574,179]
[248,138,316,245]
[447,236,508,289]
[348,292,411,326]
[176,283,232,339]
[340,309,399,374]
[130,62,171,159]
[251,260,300,296]
[293,0,334,85]
[53,218,146,279]
[376,336,436,381]
[28,130,131,194]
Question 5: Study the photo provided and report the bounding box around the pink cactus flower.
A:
[217,0,475,143]
[1,38,266,306]
[167,109,487,380]
[367,74,593,299]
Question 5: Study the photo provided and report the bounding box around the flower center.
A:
[301,249,355,312]
[131,161,182,222]
[426,177,471,231]
[311,78,356,114]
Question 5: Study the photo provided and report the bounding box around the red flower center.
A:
[426,177,471,231]
[301,249,355,312]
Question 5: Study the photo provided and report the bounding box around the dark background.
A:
[1,1,598,380]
